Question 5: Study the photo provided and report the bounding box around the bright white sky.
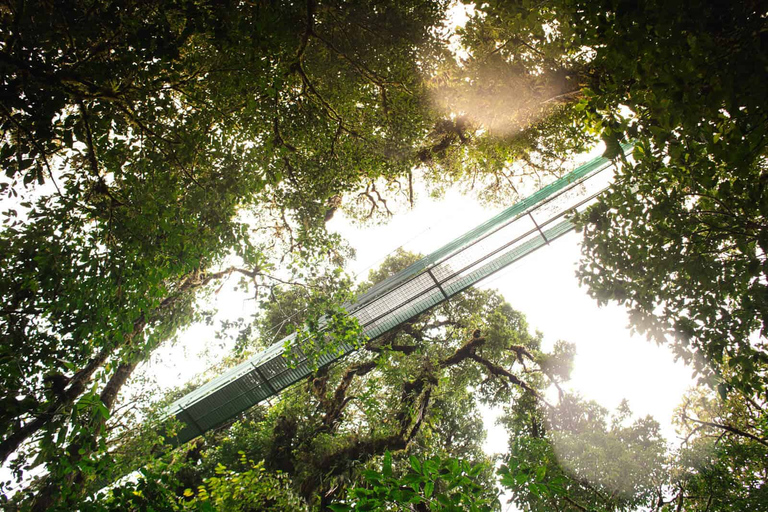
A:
[326,184,696,512]
[326,185,697,443]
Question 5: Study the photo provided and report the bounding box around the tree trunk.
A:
[0,344,112,463]
[30,361,139,511]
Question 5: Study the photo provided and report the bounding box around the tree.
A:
[49,251,575,511]
[562,0,768,396]
[499,394,668,512]
[664,383,768,510]
[6,0,766,508]
[497,385,768,512]
[446,0,768,398]
[1,3,599,502]
[450,2,768,506]
[422,0,598,205]
[0,0,454,507]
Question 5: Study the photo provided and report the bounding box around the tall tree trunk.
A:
[30,360,140,512]
[26,267,249,510]
[0,345,111,463]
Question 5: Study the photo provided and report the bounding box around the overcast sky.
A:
[328,182,697,440]
[327,184,696,512]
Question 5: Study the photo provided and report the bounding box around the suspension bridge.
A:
[161,146,631,445]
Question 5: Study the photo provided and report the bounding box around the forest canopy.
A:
[1,0,766,510]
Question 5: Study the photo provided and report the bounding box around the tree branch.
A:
[682,414,768,448]
[320,360,378,430]
[467,352,549,406]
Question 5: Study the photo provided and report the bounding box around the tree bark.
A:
[26,268,253,510]
[30,360,140,511]
[0,266,248,464]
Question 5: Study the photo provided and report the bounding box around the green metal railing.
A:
[161,147,630,445]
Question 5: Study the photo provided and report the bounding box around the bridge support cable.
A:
[161,146,631,445]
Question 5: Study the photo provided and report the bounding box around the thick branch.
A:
[320,360,377,430]
[563,495,590,512]
[302,329,546,502]
[683,414,768,448]
[31,357,139,511]
[313,382,431,479]
[0,322,136,464]
[467,352,547,405]
[439,333,486,368]
[295,0,315,61]
[366,343,419,355]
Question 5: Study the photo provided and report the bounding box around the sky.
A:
[327,184,696,512]
[326,183,697,440]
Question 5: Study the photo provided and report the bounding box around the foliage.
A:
[75,454,306,512]
[454,0,768,398]
[186,455,307,512]
[422,0,598,204]
[666,386,768,511]
[0,0,452,506]
[331,451,497,512]
[497,384,768,512]
[284,285,365,373]
[453,2,768,507]
[4,0,768,509]
[1,1,601,503]
[85,464,188,512]
[82,252,573,510]
[564,0,768,396]
[499,395,668,512]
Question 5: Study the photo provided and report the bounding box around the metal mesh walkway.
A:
[162,147,629,445]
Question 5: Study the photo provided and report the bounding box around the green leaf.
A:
[383,451,392,478]
[717,382,729,400]
[601,133,623,159]
[410,455,422,474]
